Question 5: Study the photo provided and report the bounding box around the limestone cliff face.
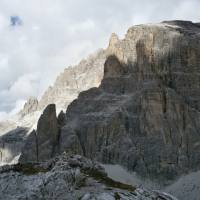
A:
[20,104,60,162]
[15,21,200,184]
[20,20,200,182]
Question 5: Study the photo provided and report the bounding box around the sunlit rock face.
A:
[19,49,106,115]
[19,20,200,183]
[19,97,39,117]
[40,49,106,111]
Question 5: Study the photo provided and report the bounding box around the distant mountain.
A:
[0,49,107,163]
[20,49,106,116]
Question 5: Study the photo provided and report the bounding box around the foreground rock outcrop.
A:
[0,154,177,200]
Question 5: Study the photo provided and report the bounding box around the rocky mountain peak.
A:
[19,96,38,117]
[108,33,120,47]
[18,49,106,117]
[162,20,199,27]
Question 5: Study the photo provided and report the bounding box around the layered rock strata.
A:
[21,21,200,183]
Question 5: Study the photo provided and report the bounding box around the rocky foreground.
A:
[0,154,177,200]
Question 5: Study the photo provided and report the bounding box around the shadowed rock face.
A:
[19,104,60,162]
[59,21,200,182]
[0,127,28,165]
[20,21,200,183]
[19,97,39,117]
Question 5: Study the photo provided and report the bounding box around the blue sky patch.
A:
[10,16,22,26]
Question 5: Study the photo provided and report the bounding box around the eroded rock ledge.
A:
[0,154,177,200]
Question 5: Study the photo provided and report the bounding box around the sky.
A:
[0,0,199,120]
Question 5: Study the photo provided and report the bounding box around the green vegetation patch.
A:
[81,168,136,192]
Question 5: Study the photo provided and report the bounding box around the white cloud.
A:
[0,0,199,120]
[0,112,8,121]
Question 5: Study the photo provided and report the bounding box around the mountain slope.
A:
[20,21,200,185]
[20,49,106,116]
[58,21,200,181]
[0,49,106,164]
[0,49,106,134]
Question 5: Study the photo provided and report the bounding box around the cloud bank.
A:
[0,0,199,119]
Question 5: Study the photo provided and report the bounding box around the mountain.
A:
[1,20,200,199]
[0,49,106,164]
[20,20,200,180]
[0,49,106,133]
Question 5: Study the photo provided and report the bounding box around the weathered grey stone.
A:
[0,127,28,165]
[0,154,177,200]
[57,110,66,127]
[57,21,200,182]
[20,104,59,162]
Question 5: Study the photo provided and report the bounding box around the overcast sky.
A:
[0,0,199,120]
